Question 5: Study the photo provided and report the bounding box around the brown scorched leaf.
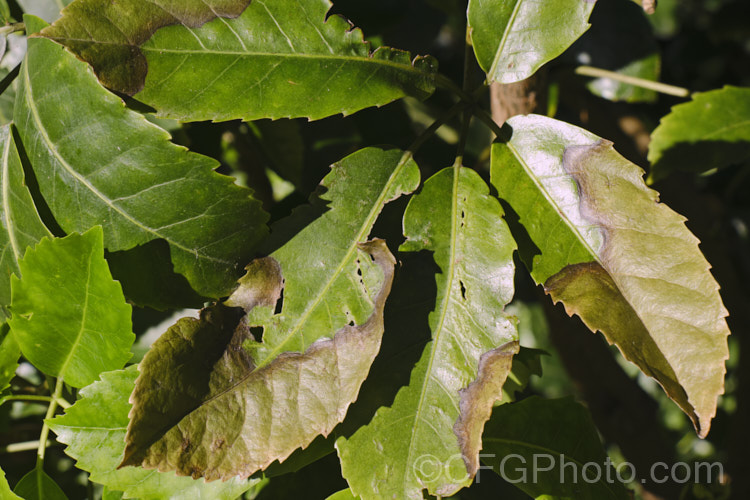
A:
[121,147,419,479]
[491,115,730,437]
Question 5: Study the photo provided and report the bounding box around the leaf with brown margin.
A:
[122,240,394,479]
[122,146,419,479]
[337,166,518,499]
[38,0,253,95]
[491,115,730,437]
[40,0,437,122]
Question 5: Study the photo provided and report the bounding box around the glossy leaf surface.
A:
[16,16,268,298]
[467,0,594,83]
[8,227,133,388]
[122,147,417,479]
[481,396,630,499]
[0,124,50,320]
[48,366,259,500]
[38,0,252,94]
[337,167,518,499]
[491,114,730,437]
[648,86,750,181]
[42,0,437,122]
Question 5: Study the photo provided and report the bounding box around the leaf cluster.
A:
[0,0,747,499]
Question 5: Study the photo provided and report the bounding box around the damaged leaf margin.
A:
[120,239,396,480]
[546,138,729,437]
[38,0,254,95]
[453,340,519,478]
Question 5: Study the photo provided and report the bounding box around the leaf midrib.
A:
[488,0,524,78]
[41,35,433,80]
[507,138,675,384]
[56,245,93,383]
[202,152,414,410]
[21,53,232,266]
[403,165,463,494]
[507,141,602,264]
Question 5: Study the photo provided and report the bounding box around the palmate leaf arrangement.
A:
[0,0,744,498]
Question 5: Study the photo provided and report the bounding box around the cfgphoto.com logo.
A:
[412,453,725,486]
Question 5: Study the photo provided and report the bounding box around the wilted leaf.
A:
[648,86,750,181]
[467,0,595,84]
[481,396,630,499]
[122,147,418,479]
[48,366,261,500]
[491,114,730,437]
[337,167,518,499]
[13,467,68,500]
[0,124,51,320]
[16,16,268,298]
[41,0,437,122]
[565,0,660,102]
[8,227,134,388]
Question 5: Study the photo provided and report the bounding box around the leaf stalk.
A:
[36,377,64,464]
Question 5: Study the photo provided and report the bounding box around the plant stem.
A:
[575,65,691,98]
[1,440,52,454]
[36,377,64,465]
[406,101,469,156]
[433,72,512,142]
[0,393,71,409]
[0,394,52,406]
[0,22,25,37]
[456,27,475,163]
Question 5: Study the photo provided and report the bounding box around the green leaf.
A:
[16,15,269,298]
[13,466,68,500]
[337,167,518,499]
[566,0,661,103]
[0,0,10,25]
[648,86,750,181]
[326,489,359,500]
[48,366,261,500]
[121,147,418,479]
[37,0,253,95]
[491,114,730,437]
[0,466,21,499]
[40,0,437,121]
[8,227,134,388]
[0,323,19,392]
[481,396,630,499]
[0,34,26,126]
[101,488,124,500]
[0,124,51,320]
[467,0,595,84]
